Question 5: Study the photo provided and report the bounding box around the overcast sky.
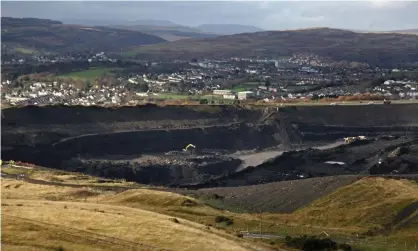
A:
[1,1,417,31]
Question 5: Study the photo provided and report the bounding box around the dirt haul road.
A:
[232,141,346,170]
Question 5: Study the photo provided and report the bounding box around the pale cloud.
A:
[370,0,408,8]
[258,1,270,9]
[1,1,417,31]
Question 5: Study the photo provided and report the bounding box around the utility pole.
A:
[259,211,263,235]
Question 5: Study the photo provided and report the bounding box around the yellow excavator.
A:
[183,144,196,153]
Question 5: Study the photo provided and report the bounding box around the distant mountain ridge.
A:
[60,19,265,40]
[349,28,418,35]
[129,19,181,27]
[195,24,264,35]
[131,27,418,67]
[61,19,181,27]
[1,17,166,54]
[115,22,265,41]
[375,29,418,35]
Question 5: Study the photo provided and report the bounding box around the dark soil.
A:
[179,136,418,189]
[190,175,360,213]
[2,104,418,186]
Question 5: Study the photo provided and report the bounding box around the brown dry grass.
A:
[1,178,275,251]
[288,177,418,232]
[1,179,100,201]
[2,199,268,251]
[28,169,139,188]
[3,169,418,251]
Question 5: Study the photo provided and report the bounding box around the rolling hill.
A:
[1,166,276,251]
[291,177,418,235]
[387,29,418,35]
[61,18,219,41]
[111,24,218,41]
[352,29,418,35]
[2,163,418,251]
[1,17,166,55]
[128,27,418,66]
[63,19,263,41]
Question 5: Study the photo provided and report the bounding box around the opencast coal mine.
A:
[2,104,418,187]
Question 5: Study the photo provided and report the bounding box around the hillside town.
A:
[1,56,418,107]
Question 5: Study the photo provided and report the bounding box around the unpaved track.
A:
[233,141,346,170]
[52,122,241,147]
[1,173,134,192]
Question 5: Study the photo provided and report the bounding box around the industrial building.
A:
[213,89,233,95]
[237,91,255,100]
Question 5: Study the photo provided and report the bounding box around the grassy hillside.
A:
[2,199,262,251]
[291,177,418,234]
[196,175,360,213]
[127,28,418,66]
[1,175,274,251]
[1,17,166,55]
[2,164,418,251]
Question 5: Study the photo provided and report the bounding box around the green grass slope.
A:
[57,67,119,81]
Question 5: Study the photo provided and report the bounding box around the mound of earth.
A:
[62,153,241,185]
[192,175,360,213]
